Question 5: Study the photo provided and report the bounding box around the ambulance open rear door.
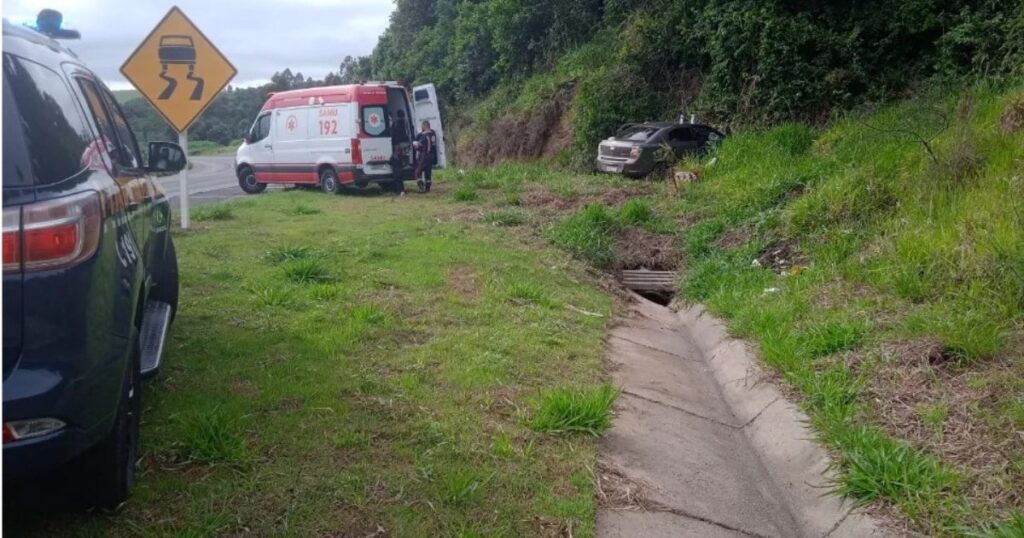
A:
[411,83,447,168]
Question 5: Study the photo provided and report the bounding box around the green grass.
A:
[452,186,481,202]
[192,205,234,222]
[505,279,559,309]
[484,209,529,226]
[530,385,618,436]
[8,189,611,536]
[188,139,241,156]
[281,258,333,284]
[247,282,291,307]
[550,205,621,268]
[972,513,1024,538]
[284,204,321,216]
[177,407,250,466]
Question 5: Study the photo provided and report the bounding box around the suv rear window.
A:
[616,125,659,142]
[2,53,93,186]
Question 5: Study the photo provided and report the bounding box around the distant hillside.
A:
[111,88,141,104]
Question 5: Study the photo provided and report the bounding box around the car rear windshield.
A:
[2,53,93,187]
[615,126,659,142]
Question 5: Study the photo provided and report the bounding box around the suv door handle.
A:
[263,144,272,149]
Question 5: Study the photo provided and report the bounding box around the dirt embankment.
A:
[458,83,576,167]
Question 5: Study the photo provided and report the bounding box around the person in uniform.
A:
[412,120,437,193]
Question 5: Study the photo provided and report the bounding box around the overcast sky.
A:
[4,0,395,89]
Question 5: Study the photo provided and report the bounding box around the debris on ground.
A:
[1000,98,1024,134]
[756,238,805,273]
[614,227,680,271]
[861,337,1024,510]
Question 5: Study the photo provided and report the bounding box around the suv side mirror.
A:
[243,133,252,144]
[147,141,187,173]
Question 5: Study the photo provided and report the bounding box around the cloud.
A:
[3,0,394,88]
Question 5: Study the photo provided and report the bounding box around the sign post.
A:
[178,130,190,228]
[120,6,236,228]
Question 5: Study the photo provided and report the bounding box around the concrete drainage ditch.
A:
[597,290,889,538]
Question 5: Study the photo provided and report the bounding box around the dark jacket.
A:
[415,131,438,165]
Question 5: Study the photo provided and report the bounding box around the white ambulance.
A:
[235,82,446,194]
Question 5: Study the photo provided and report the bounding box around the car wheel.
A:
[149,237,179,322]
[238,166,266,194]
[648,162,670,180]
[320,167,340,194]
[76,334,141,510]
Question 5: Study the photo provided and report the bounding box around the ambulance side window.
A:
[251,113,271,143]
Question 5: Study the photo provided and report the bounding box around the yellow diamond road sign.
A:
[120,6,236,133]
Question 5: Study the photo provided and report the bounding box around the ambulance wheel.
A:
[238,166,266,194]
[320,167,341,194]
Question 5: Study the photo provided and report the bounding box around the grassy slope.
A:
[440,82,1024,535]
[8,190,612,537]
[675,85,1024,534]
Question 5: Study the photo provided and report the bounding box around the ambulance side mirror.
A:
[243,133,252,144]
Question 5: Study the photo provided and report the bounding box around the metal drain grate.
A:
[620,270,676,292]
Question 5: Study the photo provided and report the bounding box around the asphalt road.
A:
[157,155,244,208]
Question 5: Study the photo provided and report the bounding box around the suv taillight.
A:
[3,191,102,274]
[351,138,363,165]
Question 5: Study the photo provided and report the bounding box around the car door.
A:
[247,112,275,182]
[358,102,393,176]
[272,107,316,183]
[95,83,169,272]
[75,77,146,269]
[667,126,701,157]
[412,84,447,168]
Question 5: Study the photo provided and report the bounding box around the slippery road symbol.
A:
[157,35,204,100]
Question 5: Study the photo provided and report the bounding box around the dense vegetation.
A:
[369,0,1023,161]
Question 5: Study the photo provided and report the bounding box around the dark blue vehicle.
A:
[3,14,185,509]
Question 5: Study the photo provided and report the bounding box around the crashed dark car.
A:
[595,122,724,178]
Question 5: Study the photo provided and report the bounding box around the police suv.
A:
[3,11,186,508]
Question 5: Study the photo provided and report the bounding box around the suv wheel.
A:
[320,167,340,194]
[76,334,141,510]
[238,166,266,194]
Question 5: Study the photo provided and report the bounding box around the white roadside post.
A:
[178,130,190,229]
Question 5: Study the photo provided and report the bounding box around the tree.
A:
[338,55,373,83]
